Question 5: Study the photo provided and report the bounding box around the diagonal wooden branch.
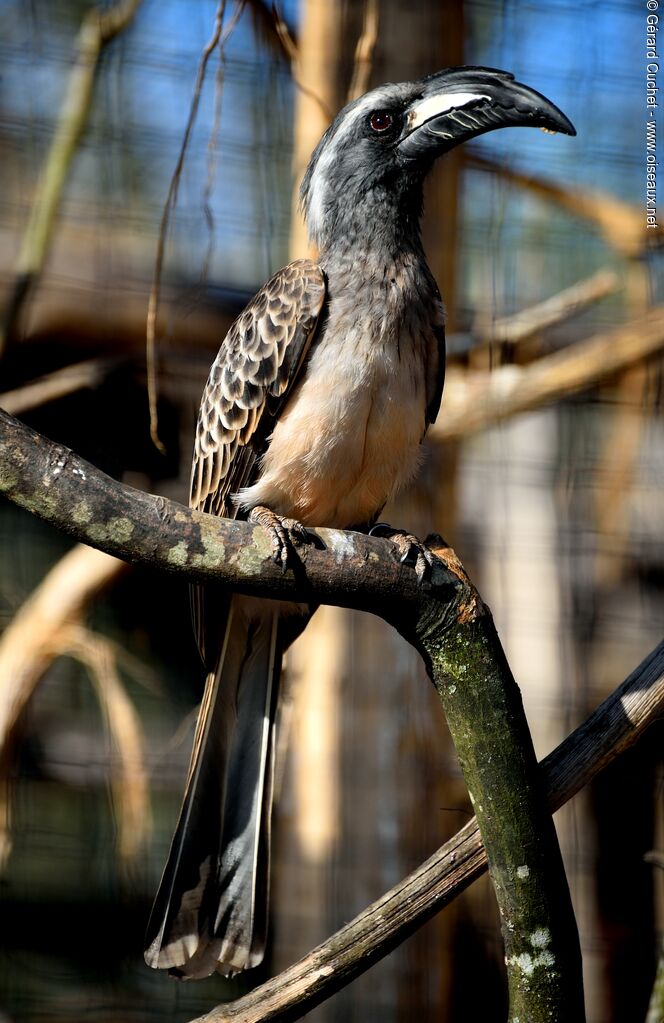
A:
[0,409,592,1018]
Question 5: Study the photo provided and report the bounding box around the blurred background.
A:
[0,0,662,1020]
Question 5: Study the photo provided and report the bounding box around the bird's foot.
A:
[248,505,310,568]
[369,522,437,582]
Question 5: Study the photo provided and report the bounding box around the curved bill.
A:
[399,65,576,159]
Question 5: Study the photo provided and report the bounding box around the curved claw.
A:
[369,522,436,582]
[248,505,310,569]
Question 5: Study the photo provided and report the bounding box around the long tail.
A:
[144,595,281,978]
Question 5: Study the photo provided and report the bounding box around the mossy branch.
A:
[0,407,588,1019]
[419,551,584,1018]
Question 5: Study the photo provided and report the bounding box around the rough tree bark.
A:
[0,408,588,1020]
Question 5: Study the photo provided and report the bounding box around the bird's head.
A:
[300,66,575,253]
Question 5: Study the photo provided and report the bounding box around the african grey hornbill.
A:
[144,66,574,979]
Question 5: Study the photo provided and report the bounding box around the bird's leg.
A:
[248,505,310,568]
[369,522,438,582]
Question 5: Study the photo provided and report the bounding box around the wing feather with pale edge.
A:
[189,259,325,667]
[190,259,326,518]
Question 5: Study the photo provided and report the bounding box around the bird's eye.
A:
[369,111,393,133]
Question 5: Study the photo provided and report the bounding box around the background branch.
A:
[474,268,620,349]
[468,152,647,257]
[346,0,380,102]
[0,544,126,864]
[0,357,124,416]
[64,622,150,862]
[0,0,143,357]
[435,306,664,441]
